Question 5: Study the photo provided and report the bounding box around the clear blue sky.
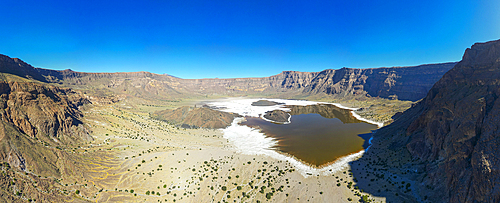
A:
[1,0,499,79]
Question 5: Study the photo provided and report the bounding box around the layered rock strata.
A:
[0,54,455,102]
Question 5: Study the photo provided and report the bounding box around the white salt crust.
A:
[205,98,381,177]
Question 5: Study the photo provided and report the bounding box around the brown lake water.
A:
[241,104,377,167]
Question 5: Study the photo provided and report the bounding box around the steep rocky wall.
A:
[299,63,456,101]
[370,39,500,202]
[173,64,455,101]
[0,82,92,144]
[0,54,455,102]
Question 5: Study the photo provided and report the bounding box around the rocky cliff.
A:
[0,119,92,202]
[367,39,500,202]
[0,54,455,102]
[300,63,456,101]
[0,73,93,201]
[0,82,92,145]
[172,63,455,101]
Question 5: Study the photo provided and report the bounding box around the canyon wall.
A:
[0,54,455,102]
[370,39,500,202]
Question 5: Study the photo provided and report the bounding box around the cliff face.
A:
[173,64,455,101]
[298,63,456,101]
[0,56,101,202]
[370,39,500,202]
[0,82,91,144]
[0,54,454,102]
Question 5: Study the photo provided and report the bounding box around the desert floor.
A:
[61,100,410,203]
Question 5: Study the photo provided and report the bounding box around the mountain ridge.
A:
[363,39,500,202]
[0,54,456,102]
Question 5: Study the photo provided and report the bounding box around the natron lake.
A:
[241,104,378,167]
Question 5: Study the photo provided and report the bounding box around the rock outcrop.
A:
[263,110,290,123]
[251,100,284,106]
[0,81,91,144]
[151,106,240,129]
[368,39,500,202]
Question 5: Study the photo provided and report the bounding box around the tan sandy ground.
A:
[56,101,397,203]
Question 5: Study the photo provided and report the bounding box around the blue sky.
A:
[1,0,499,79]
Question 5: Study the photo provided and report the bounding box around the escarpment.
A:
[300,63,456,101]
[173,64,455,101]
[0,54,454,103]
[369,39,500,202]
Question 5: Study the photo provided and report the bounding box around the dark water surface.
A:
[241,104,377,167]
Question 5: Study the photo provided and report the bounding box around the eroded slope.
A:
[367,39,500,202]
